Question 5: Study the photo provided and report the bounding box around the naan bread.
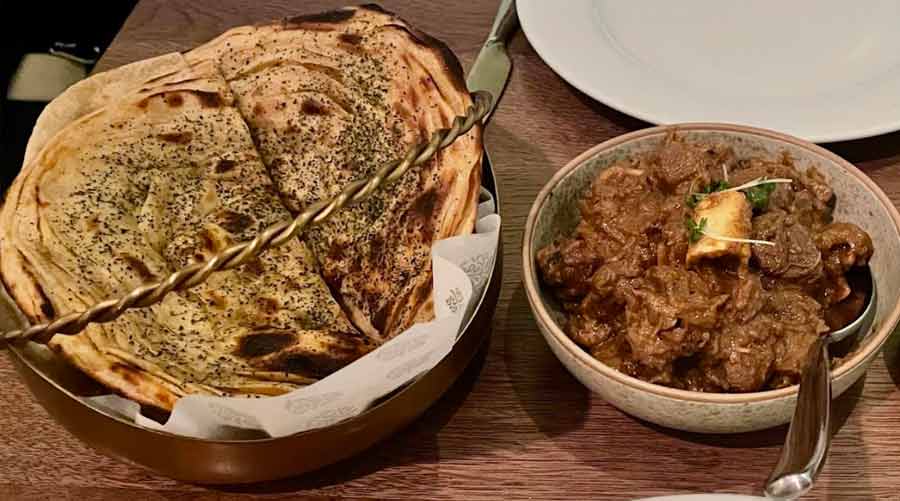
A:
[1,58,374,410]
[187,4,483,339]
[0,5,482,410]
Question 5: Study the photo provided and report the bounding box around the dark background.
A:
[1,2,137,191]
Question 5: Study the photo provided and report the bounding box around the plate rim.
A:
[517,0,900,143]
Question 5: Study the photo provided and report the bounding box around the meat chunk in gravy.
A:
[752,210,822,282]
[537,133,873,392]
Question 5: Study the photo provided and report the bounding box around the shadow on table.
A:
[502,284,591,437]
[640,372,867,450]
[880,324,900,390]
[548,371,870,496]
[825,130,900,167]
[479,119,592,439]
[215,332,493,494]
[565,81,651,134]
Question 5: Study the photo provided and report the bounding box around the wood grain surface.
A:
[3,1,900,499]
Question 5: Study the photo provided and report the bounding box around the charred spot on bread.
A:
[369,234,386,266]
[217,210,254,234]
[187,90,222,108]
[286,8,355,27]
[235,331,295,358]
[408,84,420,109]
[163,92,184,107]
[300,98,328,115]
[120,254,157,282]
[371,304,391,334]
[255,297,280,314]
[214,158,236,173]
[357,3,390,15]
[110,363,141,385]
[39,300,55,319]
[327,241,346,261]
[322,269,343,293]
[157,131,193,144]
[339,32,363,45]
[198,228,218,252]
[35,186,49,208]
[412,275,431,311]
[269,351,346,378]
[85,215,99,231]
[405,189,442,241]
[410,189,438,219]
[208,291,227,309]
[241,258,265,276]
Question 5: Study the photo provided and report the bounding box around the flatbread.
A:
[1,57,374,410]
[1,5,482,410]
[187,5,483,338]
[23,53,189,167]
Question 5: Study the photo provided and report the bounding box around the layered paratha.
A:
[187,5,482,338]
[1,58,376,410]
[0,5,482,410]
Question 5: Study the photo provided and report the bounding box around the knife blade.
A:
[466,0,519,122]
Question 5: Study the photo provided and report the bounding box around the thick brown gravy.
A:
[824,267,870,332]
[538,134,873,392]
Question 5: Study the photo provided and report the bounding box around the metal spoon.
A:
[764,267,876,500]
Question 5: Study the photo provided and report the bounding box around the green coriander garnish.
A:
[685,180,730,208]
[685,217,708,243]
[686,177,792,210]
[743,181,777,210]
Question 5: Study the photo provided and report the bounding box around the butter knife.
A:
[466,0,519,123]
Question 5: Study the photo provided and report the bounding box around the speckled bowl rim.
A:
[522,123,900,405]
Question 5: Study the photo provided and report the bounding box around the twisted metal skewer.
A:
[2,91,492,345]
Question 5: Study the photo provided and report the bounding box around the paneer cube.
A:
[686,191,752,267]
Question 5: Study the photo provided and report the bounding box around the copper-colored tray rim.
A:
[6,151,501,452]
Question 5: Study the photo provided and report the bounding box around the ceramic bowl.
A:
[522,123,900,433]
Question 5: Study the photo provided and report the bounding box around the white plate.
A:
[518,0,900,142]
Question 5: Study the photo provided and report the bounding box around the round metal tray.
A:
[1,153,501,484]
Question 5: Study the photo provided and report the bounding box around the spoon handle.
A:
[764,336,832,499]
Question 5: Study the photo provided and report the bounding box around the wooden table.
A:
[3,1,900,499]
